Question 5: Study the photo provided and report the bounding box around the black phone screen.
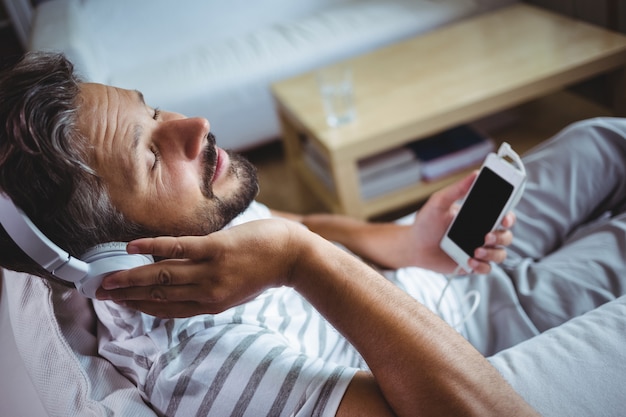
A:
[447,167,514,256]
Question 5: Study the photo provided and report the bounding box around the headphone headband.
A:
[0,192,89,282]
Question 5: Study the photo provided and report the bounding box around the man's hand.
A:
[96,219,305,317]
[410,172,515,274]
[301,172,514,273]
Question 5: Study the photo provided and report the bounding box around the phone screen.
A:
[447,167,514,256]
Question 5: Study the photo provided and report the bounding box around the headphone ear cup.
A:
[77,242,154,298]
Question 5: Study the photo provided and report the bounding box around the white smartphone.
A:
[439,145,526,271]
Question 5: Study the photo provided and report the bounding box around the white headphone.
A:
[0,192,153,298]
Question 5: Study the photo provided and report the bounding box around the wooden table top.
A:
[272,4,626,161]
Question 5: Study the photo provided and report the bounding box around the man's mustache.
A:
[201,132,218,198]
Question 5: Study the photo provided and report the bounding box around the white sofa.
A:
[28,0,516,150]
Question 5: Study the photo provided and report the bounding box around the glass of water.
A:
[317,66,356,127]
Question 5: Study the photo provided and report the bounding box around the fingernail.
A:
[101,278,119,290]
[126,244,140,254]
[95,290,110,300]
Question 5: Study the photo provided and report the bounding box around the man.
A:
[1,52,625,416]
[0,52,531,417]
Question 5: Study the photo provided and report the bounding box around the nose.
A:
[156,116,210,160]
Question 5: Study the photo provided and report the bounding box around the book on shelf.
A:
[407,125,494,180]
[302,140,422,200]
[301,124,493,200]
[359,159,422,200]
[358,146,416,179]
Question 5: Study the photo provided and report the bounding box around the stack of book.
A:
[408,125,494,180]
[302,124,494,200]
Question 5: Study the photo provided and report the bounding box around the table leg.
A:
[329,156,364,218]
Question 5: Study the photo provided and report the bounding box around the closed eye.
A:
[150,108,161,171]
[150,145,160,171]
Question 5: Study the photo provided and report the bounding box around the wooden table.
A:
[271,4,626,219]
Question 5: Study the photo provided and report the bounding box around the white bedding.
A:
[0,273,47,417]
[0,271,157,417]
[489,294,626,417]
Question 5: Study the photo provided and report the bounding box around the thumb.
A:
[437,171,478,207]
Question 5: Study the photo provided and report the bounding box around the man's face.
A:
[76,83,258,235]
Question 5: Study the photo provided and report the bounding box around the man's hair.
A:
[0,52,155,283]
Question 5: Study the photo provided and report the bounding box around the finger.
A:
[484,229,513,248]
[118,300,207,319]
[500,212,516,229]
[467,258,492,275]
[97,280,197,302]
[99,259,203,290]
[474,246,507,264]
[127,235,215,259]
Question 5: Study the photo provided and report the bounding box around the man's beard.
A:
[197,149,259,233]
[192,133,259,233]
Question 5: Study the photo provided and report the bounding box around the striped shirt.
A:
[95,202,463,416]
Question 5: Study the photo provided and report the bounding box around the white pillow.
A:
[3,269,157,417]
